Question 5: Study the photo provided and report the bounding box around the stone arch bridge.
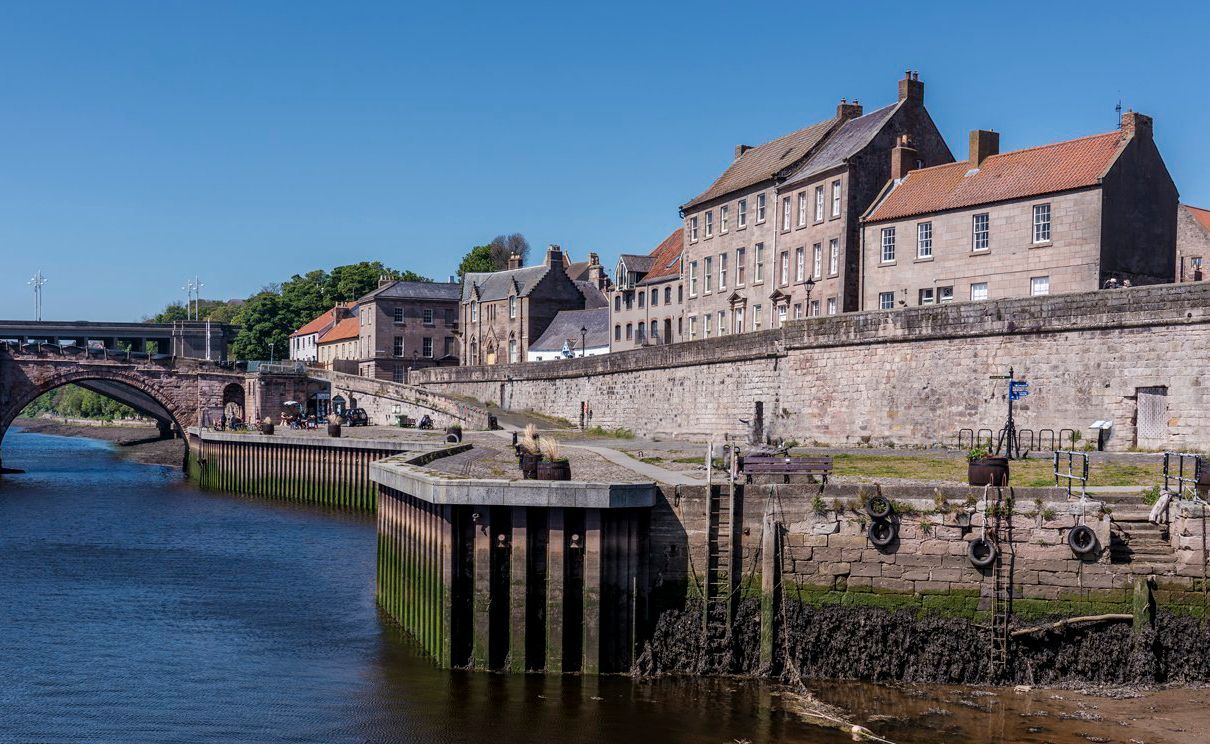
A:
[0,348,246,470]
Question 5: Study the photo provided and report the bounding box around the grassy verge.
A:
[825,453,1163,487]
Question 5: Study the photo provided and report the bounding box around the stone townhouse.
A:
[610,228,685,350]
[289,303,353,362]
[460,245,590,365]
[1176,204,1210,282]
[861,111,1178,310]
[316,314,359,372]
[353,279,461,381]
[678,72,952,339]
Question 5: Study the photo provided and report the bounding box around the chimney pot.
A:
[507,252,522,270]
[837,99,863,120]
[734,144,752,159]
[968,129,1000,167]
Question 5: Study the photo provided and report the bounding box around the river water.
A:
[0,427,1160,743]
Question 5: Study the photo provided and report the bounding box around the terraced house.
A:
[353,278,461,381]
[679,71,951,339]
[610,228,684,350]
[861,111,1178,309]
[459,245,592,365]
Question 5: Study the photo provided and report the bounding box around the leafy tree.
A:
[22,384,138,421]
[145,299,242,324]
[456,244,498,278]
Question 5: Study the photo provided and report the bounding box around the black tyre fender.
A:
[1068,524,1099,555]
[968,537,998,568]
[867,518,896,547]
[865,494,893,519]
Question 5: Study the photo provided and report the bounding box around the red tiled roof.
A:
[867,131,1127,223]
[1187,205,1210,233]
[291,303,353,338]
[318,316,359,343]
[638,228,684,285]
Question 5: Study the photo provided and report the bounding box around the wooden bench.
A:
[740,455,833,484]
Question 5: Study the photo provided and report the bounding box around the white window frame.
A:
[719,253,727,289]
[1032,203,1051,244]
[812,243,822,279]
[753,243,764,283]
[779,251,789,285]
[508,295,517,319]
[809,299,820,316]
[878,292,895,310]
[688,261,699,296]
[798,192,807,226]
[737,198,747,228]
[880,227,896,263]
[704,210,713,238]
[782,197,792,230]
[778,304,788,324]
[688,315,697,339]
[938,286,954,303]
[733,307,744,334]
[690,216,699,242]
[831,180,841,217]
[393,307,405,323]
[703,256,713,293]
[795,247,805,282]
[756,193,766,223]
[919,288,935,305]
[826,297,837,315]
[720,205,729,233]
[972,213,990,252]
[423,337,434,358]
[470,301,478,321]
[423,307,434,324]
[793,303,803,319]
[828,238,839,275]
[1030,275,1050,296]
[753,304,763,330]
[917,221,932,259]
[736,248,746,285]
[970,282,989,301]
[814,185,824,222]
[718,310,726,335]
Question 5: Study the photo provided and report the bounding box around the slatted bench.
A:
[739,454,833,484]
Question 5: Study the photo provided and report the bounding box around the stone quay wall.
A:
[411,282,1210,451]
[310,369,494,430]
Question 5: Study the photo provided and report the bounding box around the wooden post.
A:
[509,507,528,673]
[546,507,565,674]
[582,509,602,675]
[760,508,780,672]
[472,508,492,669]
[1133,576,1155,630]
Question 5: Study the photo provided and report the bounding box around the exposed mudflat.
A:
[9,418,185,468]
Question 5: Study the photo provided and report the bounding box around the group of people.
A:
[280,411,321,430]
[215,413,246,431]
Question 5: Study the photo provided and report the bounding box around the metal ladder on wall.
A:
[703,481,739,665]
[988,487,1012,676]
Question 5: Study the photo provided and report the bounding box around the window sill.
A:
[878,261,897,267]
[1030,241,1053,249]
[914,256,934,263]
[970,249,991,256]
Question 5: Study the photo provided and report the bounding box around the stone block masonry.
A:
[310,369,494,430]
[411,282,1210,451]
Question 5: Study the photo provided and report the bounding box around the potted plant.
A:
[262,416,275,436]
[517,425,542,480]
[536,436,571,481]
[445,423,463,444]
[967,445,1008,486]
[327,414,342,438]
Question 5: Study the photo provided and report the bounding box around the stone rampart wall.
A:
[412,283,1210,450]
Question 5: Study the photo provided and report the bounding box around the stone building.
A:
[316,314,360,372]
[678,71,952,339]
[528,307,610,361]
[353,279,462,381]
[459,245,590,365]
[861,111,1179,309]
[610,228,684,349]
[290,304,353,362]
[1176,204,1210,282]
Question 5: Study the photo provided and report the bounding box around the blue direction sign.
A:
[1009,380,1031,401]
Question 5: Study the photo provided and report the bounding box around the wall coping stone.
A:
[188,427,434,453]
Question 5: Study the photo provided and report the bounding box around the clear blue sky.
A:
[2,0,1207,321]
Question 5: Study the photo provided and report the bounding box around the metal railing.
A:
[1163,452,1206,500]
[1053,450,1089,499]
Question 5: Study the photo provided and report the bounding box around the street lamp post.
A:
[580,326,587,358]
[804,277,817,315]
[28,271,47,321]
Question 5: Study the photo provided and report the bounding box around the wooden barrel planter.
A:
[518,452,542,480]
[536,460,571,481]
[968,456,1009,486]
[262,422,275,436]
[327,421,342,438]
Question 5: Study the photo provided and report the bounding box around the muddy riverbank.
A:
[9,418,185,468]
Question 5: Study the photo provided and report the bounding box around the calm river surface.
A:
[0,427,1157,743]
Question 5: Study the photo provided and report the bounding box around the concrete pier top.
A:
[370,450,658,509]
[188,427,443,453]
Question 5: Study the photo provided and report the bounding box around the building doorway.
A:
[1135,386,1168,449]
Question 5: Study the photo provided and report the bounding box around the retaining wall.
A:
[311,369,494,430]
[411,282,1210,451]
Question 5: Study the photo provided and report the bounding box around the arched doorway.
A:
[221,383,245,425]
[485,340,497,366]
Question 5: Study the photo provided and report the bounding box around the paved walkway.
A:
[485,430,704,486]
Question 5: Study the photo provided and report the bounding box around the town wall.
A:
[411,282,1210,452]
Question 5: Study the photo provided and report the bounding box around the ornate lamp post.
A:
[580,326,588,357]
[804,277,817,315]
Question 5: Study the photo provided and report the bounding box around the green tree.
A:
[457,244,498,277]
[21,384,138,421]
[145,299,242,324]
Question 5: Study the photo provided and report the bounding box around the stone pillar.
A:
[582,509,602,675]
[546,507,565,674]
[472,508,492,669]
[509,506,528,673]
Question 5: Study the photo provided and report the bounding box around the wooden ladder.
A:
[988,487,1012,676]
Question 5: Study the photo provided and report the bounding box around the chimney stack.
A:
[897,70,924,103]
[968,129,1000,167]
[507,252,522,270]
[586,252,605,288]
[734,144,752,159]
[544,244,563,268]
[837,98,864,120]
[890,134,919,181]
[378,273,393,288]
[1120,110,1153,140]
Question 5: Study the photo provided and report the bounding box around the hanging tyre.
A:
[865,494,893,519]
[867,518,896,547]
[968,537,997,568]
[1068,525,1098,556]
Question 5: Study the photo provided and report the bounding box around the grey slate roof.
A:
[461,264,549,303]
[782,103,899,185]
[358,280,461,304]
[682,115,841,210]
[529,307,610,352]
[618,254,654,274]
[575,281,609,309]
